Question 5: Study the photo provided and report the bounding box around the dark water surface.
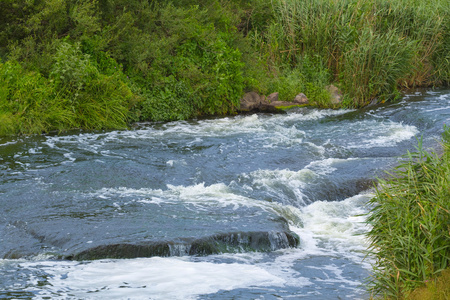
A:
[1,89,449,299]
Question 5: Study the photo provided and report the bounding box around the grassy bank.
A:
[366,129,450,299]
[0,0,449,135]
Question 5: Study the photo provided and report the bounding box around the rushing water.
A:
[1,89,449,299]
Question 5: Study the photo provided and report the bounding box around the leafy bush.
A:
[1,0,449,134]
[0,41,136,135]
[0,60,73,135]
[114,3,246,120]
[50,41,135,130]
[140,77,195,122]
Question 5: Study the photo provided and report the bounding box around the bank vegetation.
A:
[0,0,449,135]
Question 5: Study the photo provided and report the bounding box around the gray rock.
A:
[326,85,342,105]
[367,98,379,107]
[240,92,264,112]
[240,91,309,113]
[293,93,309,104]
[267,92,279,103]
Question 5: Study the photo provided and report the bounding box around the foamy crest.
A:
[39,109,354,155]
[89,182,304,225]
[249,168,316,206]
[280,108,354,122]
[0,140,19,147]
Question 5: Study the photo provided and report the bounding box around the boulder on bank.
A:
[239,92,309,113]
[294,93,309,104]
[326,84,343,105]
[240,91,265,112]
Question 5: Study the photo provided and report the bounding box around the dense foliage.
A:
[366,130,450,298]
[0,0,449,134]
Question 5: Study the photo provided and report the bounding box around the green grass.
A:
[365,130,450,298]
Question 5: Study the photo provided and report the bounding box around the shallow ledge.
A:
[68,230,300,260]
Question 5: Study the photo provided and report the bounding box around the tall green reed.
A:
[256,0,449,107]
[365,132,450,298]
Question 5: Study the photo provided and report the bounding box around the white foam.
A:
[62,152,76,164]
[88,180,306,227]
[345,121,418,149]
[166,159,186,167]
[292,192,373,266]
[89,180,373,264]
[38,108,353,155]
[308,264,361,286]
[424,106,450,113]
[7,190,373,299]
[157,114,266,138]
[438,93,450,100]
[25,257,284,300]
[0,140,18,147]
[28,147,42,154]
[249,168,315,206]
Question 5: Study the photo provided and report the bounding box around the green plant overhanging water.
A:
[365,131,450,298]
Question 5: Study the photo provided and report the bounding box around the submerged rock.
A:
[70,231,299,260]
[0,178,300,260]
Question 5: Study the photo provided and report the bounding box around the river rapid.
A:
[1,89,449,299]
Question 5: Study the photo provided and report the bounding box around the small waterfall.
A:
[168,244,191,256]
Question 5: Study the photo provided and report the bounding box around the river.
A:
[1,89,449,299]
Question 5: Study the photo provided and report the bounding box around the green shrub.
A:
[1,0,449,130]
[140,77,195,122]
[118,3,245,120]
[0,41,136,135]
[0,60,73,135]
[50,41,135,130]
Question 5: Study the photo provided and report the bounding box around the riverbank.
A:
[1,0,449,135]
[366,127,450,299]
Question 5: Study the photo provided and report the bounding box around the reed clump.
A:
[365,129,450,298]
[256,0,449,106]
